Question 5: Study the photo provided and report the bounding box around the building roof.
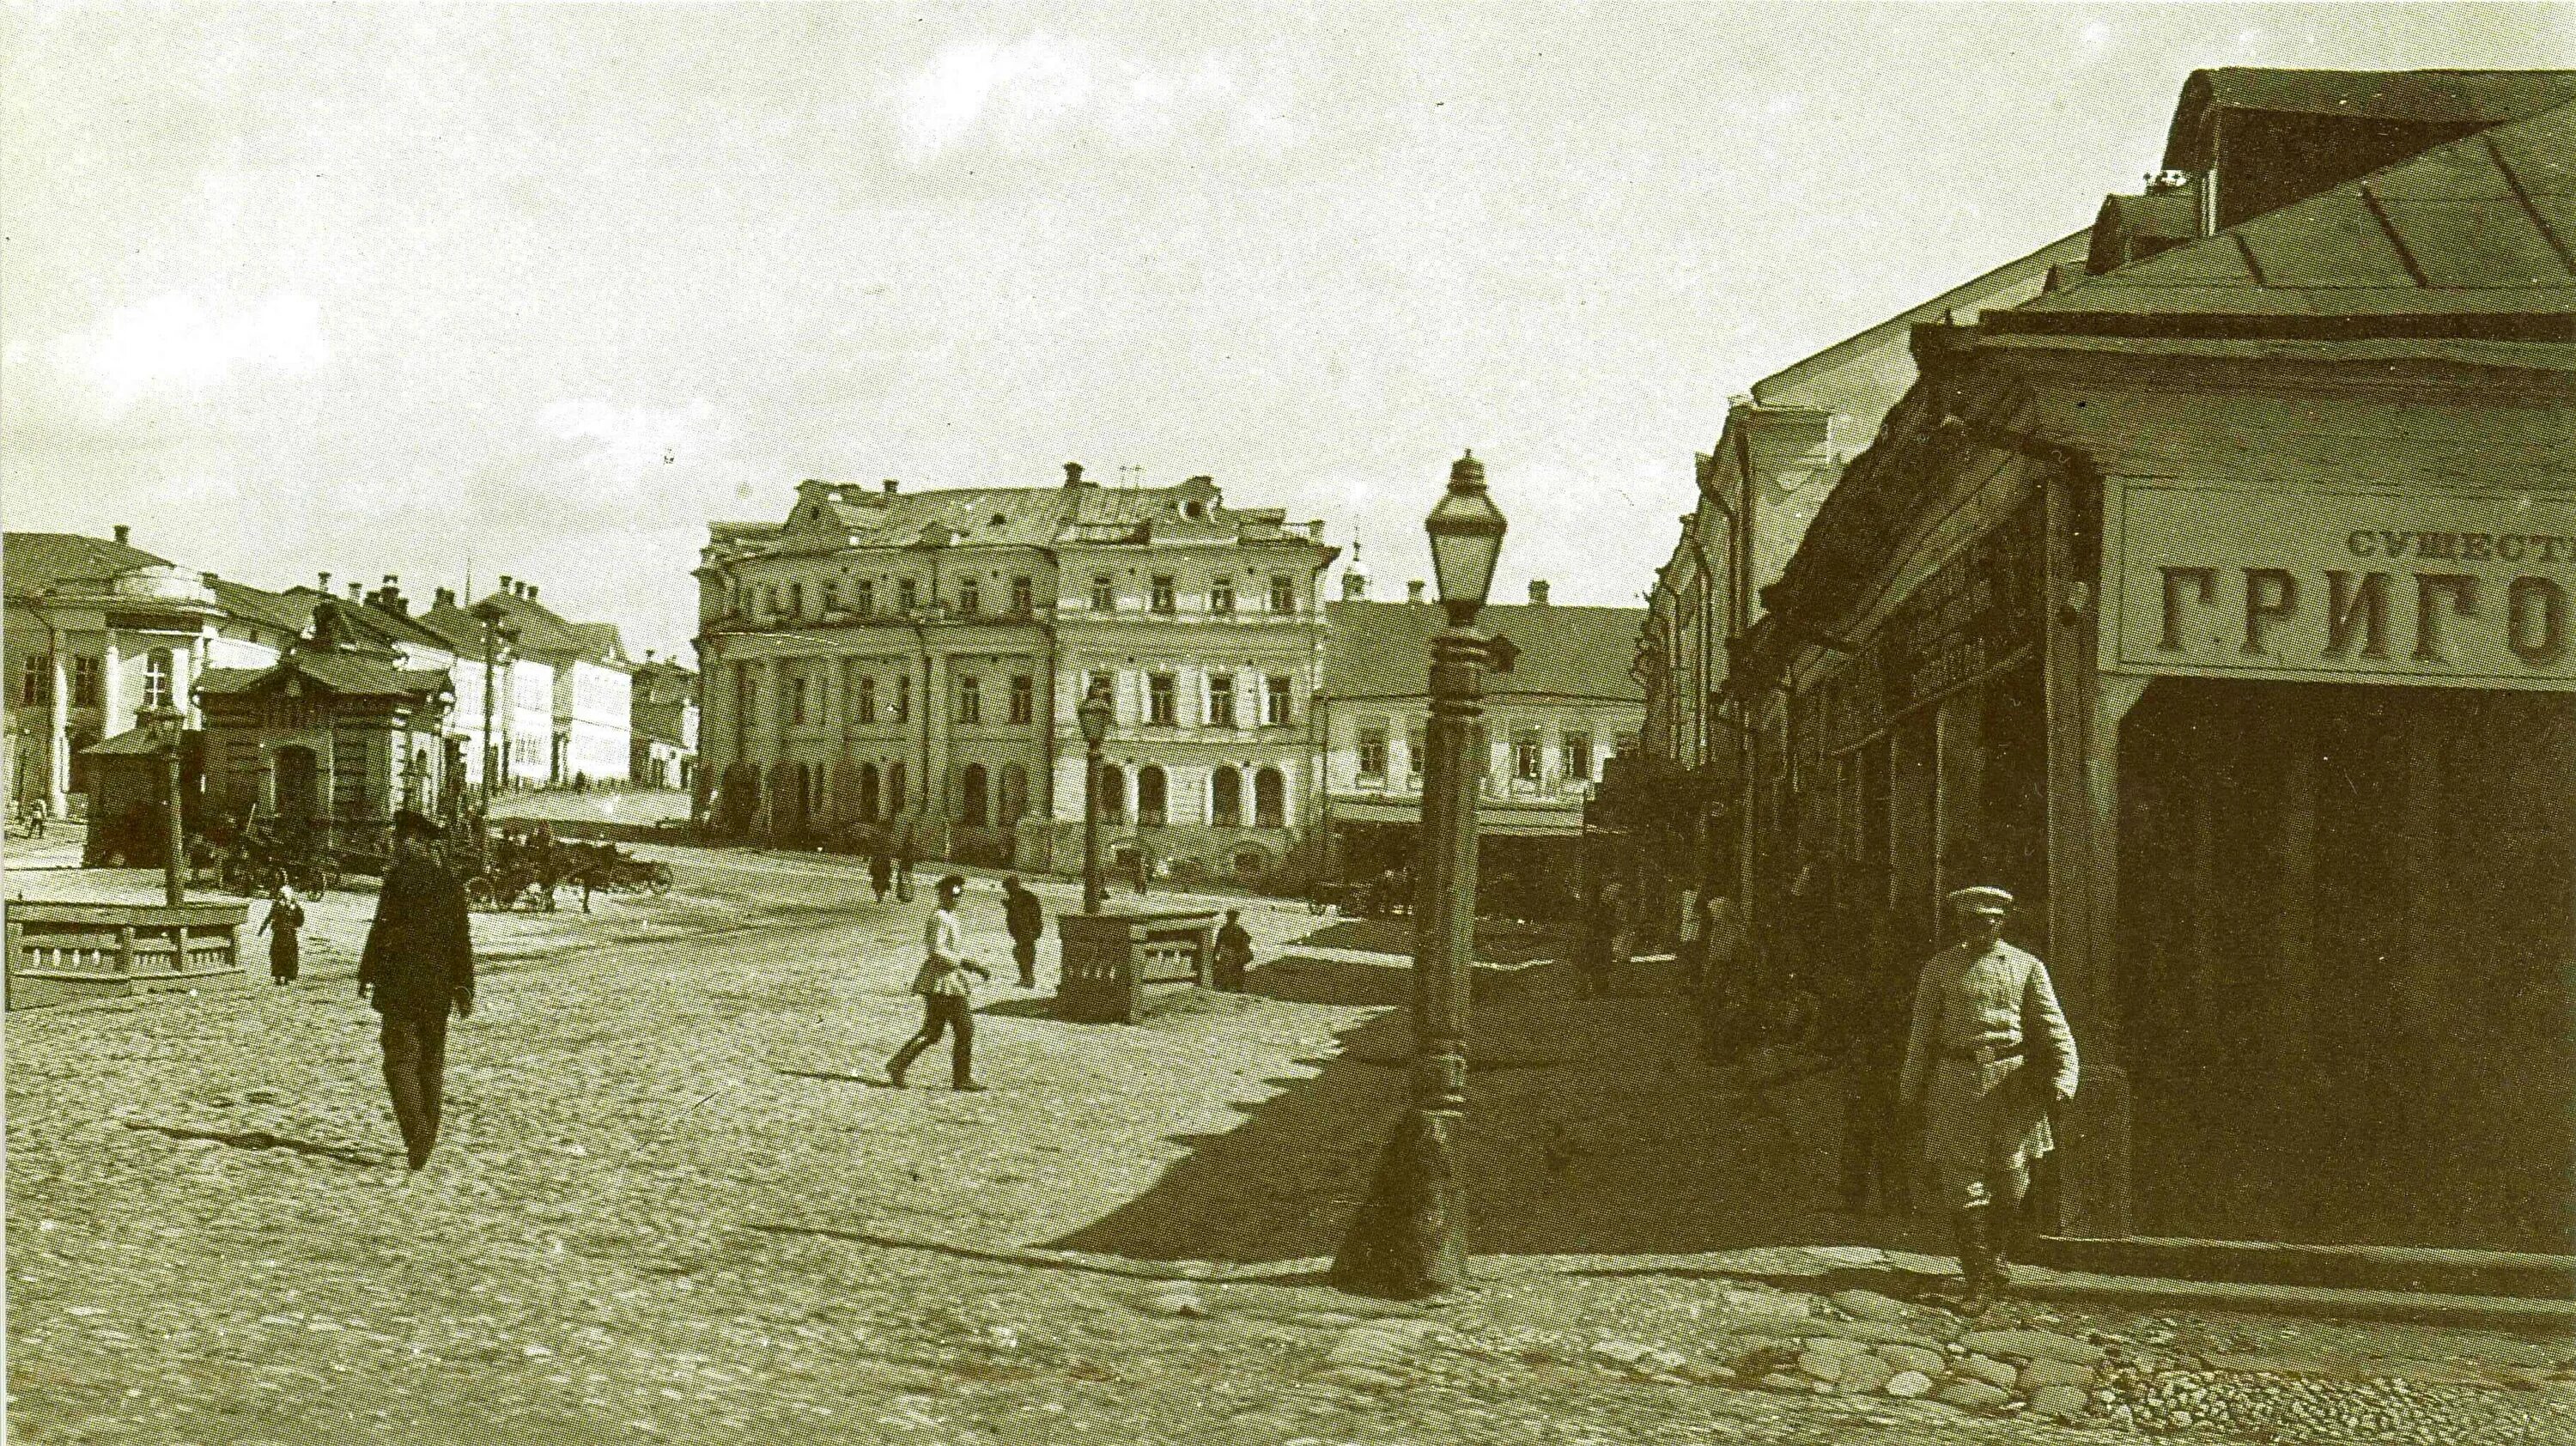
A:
[732,474,1327,562]
[76,726,175,758]
[2002,100,2576,333]
[1324,601,1645,702]
[418,591,623,665]
[205,578,313,637]
[196,651,452,702]
[2164,68,2576,171]
[3,532,172,591]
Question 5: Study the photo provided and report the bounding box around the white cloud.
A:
[895,33,1296,164]
[535,398,753,523]
[56,289,328,414]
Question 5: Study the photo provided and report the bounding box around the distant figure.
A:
[887,874,990,1091]
[1132,848,1151,896]
[896,835,915,903]
[1001,875,1045,988]
[259,884,307,985]
[358,811,476,1170]
[1213,908,1254,992]
[1899,885,2078,1311]
[869,848,894,905]
[1581,880,1628,998]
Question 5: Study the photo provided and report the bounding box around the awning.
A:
[1327,795,1587,837]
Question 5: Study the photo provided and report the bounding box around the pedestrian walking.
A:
[1132,846,1151,896]
[259,884,307,985]
[1897,885,2077,1311]
[870,848,893,904]
[1580,879,1628,998]
[357,810,476,1171]
[1213,908,1254,992]
[886,874,990,1091]
[1002,875,1045,988]
[895,835,915,903]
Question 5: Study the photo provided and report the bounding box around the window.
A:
[1263,673,1292,726]
[788,582,805,619]
[1407,720,1425,777]
[1137,765,1167,826]
[1269,574,1295,613]
[789,673,809,726]
[1210,576,1234,615]
[1150,574,1176,614]
[957,578,980,617]
[1206,673,1235,727]
[999,763,1029,824]
[70,655,100,708]
[856,676,877,725]
[1211,766,1242,826]
[1254,767,1285,828]
[859,762,880,821]
[1358,725,1388,779]
[854,580,876,617]
[957,675,981,724]
[887,762,906,815]
[1010,575,1034,615]
[822,581,838,614]
[1091,574,1115,611]
[1614,731,1640,757]
[1010,674,1035,726]
[1565,732,1594,781]
[143,649,174,710]
[17,653,50,707]
[896,578,919,612]
[1098,764,1126,823]
[1147,672,1176,726]
[894,673,911,723]
[1514,727,1543,782]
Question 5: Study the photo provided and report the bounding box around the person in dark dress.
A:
[1213,908,1255,993]
[1001,875,1044,988]
[358,810,476,1170]
[259,884,307,985]
[870,848,894,904]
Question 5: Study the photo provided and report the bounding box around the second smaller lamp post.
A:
[1330,450,1508,1301]
[1078,682,1113,914]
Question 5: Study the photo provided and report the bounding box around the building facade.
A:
[693,467,1335,884]
[1317,580,1644,920]
[1726,70,2575,1254]
[629,653,699,790]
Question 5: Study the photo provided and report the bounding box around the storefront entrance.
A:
[2117,680,2574,1252]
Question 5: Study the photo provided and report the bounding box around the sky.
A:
[4,3,2567,660]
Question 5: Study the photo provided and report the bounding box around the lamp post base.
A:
[1329,1107,1467,1301]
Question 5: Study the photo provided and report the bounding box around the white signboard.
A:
[2102,481,2576,691]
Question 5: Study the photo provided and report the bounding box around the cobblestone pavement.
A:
[10,847,2573,1443]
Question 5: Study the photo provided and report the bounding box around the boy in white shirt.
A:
[887,874,992,1091]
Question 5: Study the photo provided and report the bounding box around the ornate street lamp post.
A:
[1078,683,1113,914]
[140,702,188,907]
[1332,451,1507,1300]
[471,600,512,816]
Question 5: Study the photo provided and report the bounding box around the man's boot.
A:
[885,1039,925,1089]
[1950,1206,1995,1311]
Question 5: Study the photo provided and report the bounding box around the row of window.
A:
[735,570,1303,623]
[1086,670,1295,727]
[737,666,1040,729]
[1353,724,1611,783]
[15,652,173,710]
[1091,763,1288,829]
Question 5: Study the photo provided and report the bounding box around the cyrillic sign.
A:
[2102,481,2575,690]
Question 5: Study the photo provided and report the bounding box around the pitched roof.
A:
[195,652,451,701]
[747,477,1324,558]
[419,592,622,664]
[2002,100,2576,334]
[1325,601,1645,702]
[3,532,172,591]
[206,579,313,637]
[2165,69,2576,171]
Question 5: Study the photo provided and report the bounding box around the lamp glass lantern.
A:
[1078,686,1113,747]
[1425,452,1507,617]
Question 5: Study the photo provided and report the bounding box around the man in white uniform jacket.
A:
[1899,885,2078,1309]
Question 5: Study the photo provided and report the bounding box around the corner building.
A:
[694,466,1334,886]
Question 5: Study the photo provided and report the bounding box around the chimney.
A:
[113,525,131,546]
[434,586,456,610]
[645,649,657,664]
[526,584,538,602]
[346,582,362,601]
[498,574,513,597]
[1063,462,1089,489]
[1529,580,1550,606]
[1341,571,1368,601]
[319,571,331,595]
[1406,580,1426,605]
[882,478,899,495]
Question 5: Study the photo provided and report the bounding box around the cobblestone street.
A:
[9,846,2573,1444]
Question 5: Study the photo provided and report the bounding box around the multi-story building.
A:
[420,580,621,788]
[693,465,1335,884]
[1317,573,1643,920]
[4,527,305,815]
[629,653,699,790]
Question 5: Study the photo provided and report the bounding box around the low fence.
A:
[1055,908,1221,1024]
[7,901,250,1009]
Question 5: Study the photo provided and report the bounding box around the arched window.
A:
[960,763,989,828]
[999,762,1029,825]
[859,762,880,822]
[1098,764,1126,823]
[832,761,859,823]
[886,762,906,817]
[1137,765,1167,826]
[1210,766,1242,827]
[1254,766,1285,829]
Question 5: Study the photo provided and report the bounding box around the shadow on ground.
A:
[1288,917,1570,964]
[1046,952,1893,1266]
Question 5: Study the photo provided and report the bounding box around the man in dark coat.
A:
[1213,908,1255,993]
[1001,875,1045,988]
[358,810,476,1170]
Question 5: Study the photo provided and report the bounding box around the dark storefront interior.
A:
[2118,679,2574,1253]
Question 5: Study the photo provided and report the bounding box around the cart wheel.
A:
[647,863,671,896]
